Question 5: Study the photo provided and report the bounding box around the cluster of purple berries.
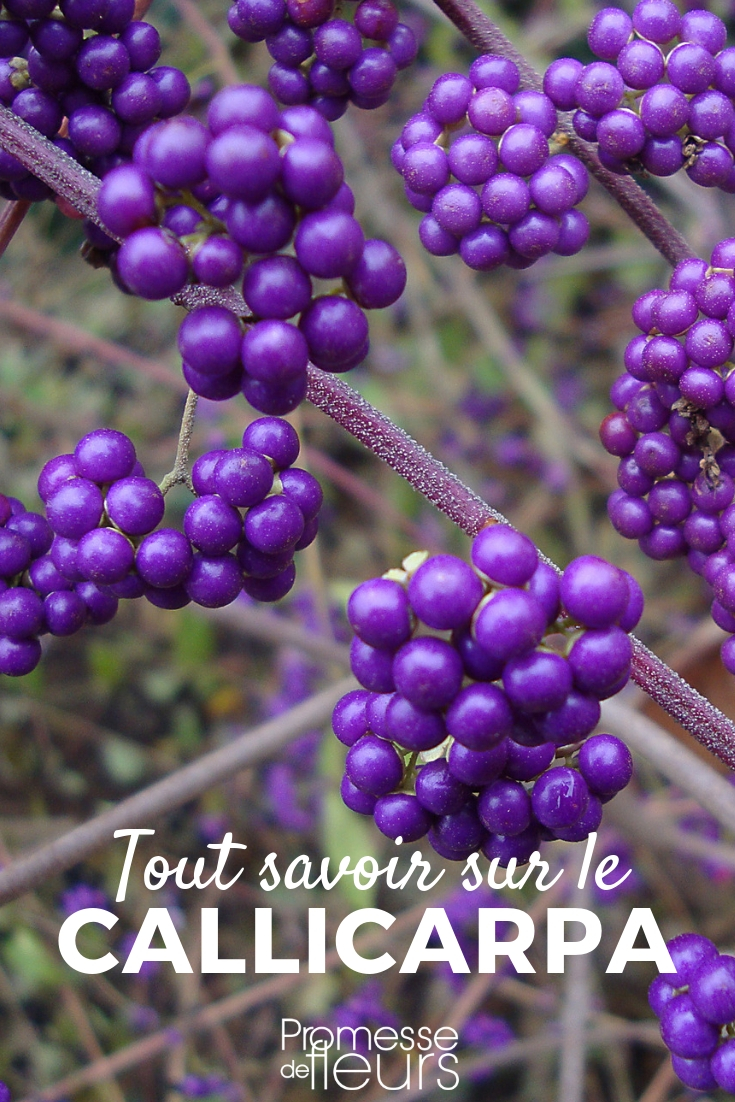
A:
[0,441,132,678]
[545,0,735,188]
[333,525,639,864]
[600,239,735,674]
[0,490,56,677]
[0,417,322,677]
[186,418,323,604]
[0,0,190,205]
[96,86,406,413]
[392,56,590,272]
[228,0,417,120]
[649,933,735,1092]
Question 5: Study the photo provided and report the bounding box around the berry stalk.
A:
[429,0,696,266]
[158,388,198,495]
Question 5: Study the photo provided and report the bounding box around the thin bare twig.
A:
[206,600,350,667]
[601,698,735,836]
[369,1020,664,1102]
[607,788,735,871]
[557,855,591,1102]
[170,0,239,85]
[18,901,428,1102]
[302,445,441,551]
[159,389,198,495]
[0,295,185,391]
[60,986,127,1102]
[636,1056,678,1102]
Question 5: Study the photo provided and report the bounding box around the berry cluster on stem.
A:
[334,526,639,864]
[394,56,590,271]
[650,933,735,1092]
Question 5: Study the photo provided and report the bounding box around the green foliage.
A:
[320,733,378,910]
[2,928,63,996]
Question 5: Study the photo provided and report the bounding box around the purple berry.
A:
[531,766,589,829]
[345,733,403,796]
[392,635,463,711]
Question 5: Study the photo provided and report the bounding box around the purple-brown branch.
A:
[0,106,101,221]
[430,0,696,268]
[1,91,734,768]
[0,199,30,259]
[306,369,735,770]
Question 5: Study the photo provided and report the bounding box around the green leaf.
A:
[88,640,127,691]
[320,733,378,909]
[100,736,148,786]
[2,928,64,994]
[174,610,216,667]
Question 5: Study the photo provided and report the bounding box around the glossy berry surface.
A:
[394,59,590,272]
[334,528,639,863]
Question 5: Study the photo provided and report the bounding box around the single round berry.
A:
[577,734,633,798]
[473,589,546,662]
[560,555,630,629]
[502,650,573,714]
[478,778,532,836]
[185,553,243,608]
[447,738,509,787]
[415,759,470,816]
[392,635,463,711]
[445,682,513,750]
[333,689,371,746]
[117,228,189,300]
[688,954,735,1025]
[666,933,719,986]
[407,554,483,630]
[531,767,589,829]
[105,477,164,536]
[179,307,242,377]
[184,496,243,556]
[345,733,403,796]
[46,479,104,540]
[341,774,377,815]
[471,524,538,585]
[660,994,720,1058]
[374,793,433,842]
[347,577,413,651]
[429,800,488,859]
[76,528,135,585]
[136,529,193,588]
[384,694,447,751]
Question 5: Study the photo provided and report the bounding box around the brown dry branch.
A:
[0,294,185,391]
[17,902,429,1101]
[0,199,30,259]
[601,698,735,835]
[170,0,240,85]
[369,1020,665,1102]
[0,677,355,907]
